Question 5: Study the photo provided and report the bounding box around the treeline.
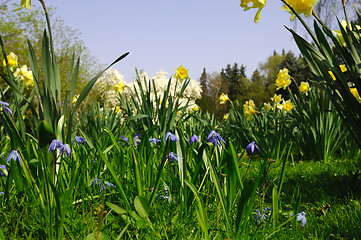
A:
[196,50,312,119]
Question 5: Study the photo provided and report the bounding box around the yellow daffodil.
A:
[72,95,79,104]
[263,102,272,111]
[333,20,361,46]
[113,81,125,93]
[174,65,189,82]
[240,0,267,23]
[243,99,256,120]
[271,94,283,103]
[275,68,292,90]
[299,81,310,95]
[281,0,320,21]
[350,87,361,103]
[192,105,199,112]
[223,114,229,120]
[115,106,120,113]
[283,100,293,111]
[219,93,229,104]
[2,52,18,70]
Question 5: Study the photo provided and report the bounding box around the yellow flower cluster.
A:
[243,99,256,120]
[275,68,292,90]
[3,52,34,89]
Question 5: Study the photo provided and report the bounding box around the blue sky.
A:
[50,0,301,82]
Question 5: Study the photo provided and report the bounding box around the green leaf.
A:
[134,195,153,219]
[37,120,56,148]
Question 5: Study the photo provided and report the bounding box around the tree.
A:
[220,63,247,101]
[199,68,208,95]
[247,69,268,107]
[0,0,101,95]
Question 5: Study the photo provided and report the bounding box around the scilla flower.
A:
[189,134,200,144]
[206,130,226,147]
[246,141,260,154]
[6,150,21,165]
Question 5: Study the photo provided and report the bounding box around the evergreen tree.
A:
[199,68,208,95]
[220,63,247,101]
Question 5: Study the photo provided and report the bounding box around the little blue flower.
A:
[297,211,307,227]
[6,150,21,165]
[133,134,141,147]
[48,139,71,158]
[74,136,86,146]
[246,141,260,154]
[189,134,199,144]
[90,178,115,192]
[120,136,129,146]
[0,192,4,196]
[167,152,183,163]
[62,144,71,158]
[48,139,64,153]
[254,207,271,223]
[165,132,178,145]
[206,130,226,147]
[0,101,12,115]
[0,165,7,177]
[149,138,161,144]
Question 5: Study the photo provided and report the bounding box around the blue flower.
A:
[0,101,12,115]
[206,130,226,147]
[149,138,161,145]
[166,152,183,163]
[48,139,71,158]
[254,207,271,224]
[90,178,106,192]
[246,141,260,154]
[120,136,129,146]
[0,165,7,177]
[5,150,21,165]
[62,144,71,158]
[189,134,199,144]
[296,211,307,227]
[90,178,115,192]
[105,181,115,189]
[133,134,141,147]
[0,192,4,196]
[74,136,86,146]
[48,139,64,153]
[157,183,173,204]
[165,132,178,145]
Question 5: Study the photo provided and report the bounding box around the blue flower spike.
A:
[189,134,199,144]
[246,141,260,154]
[297,211,307,227]
[6,150,21,165]
[206,130,226,147]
